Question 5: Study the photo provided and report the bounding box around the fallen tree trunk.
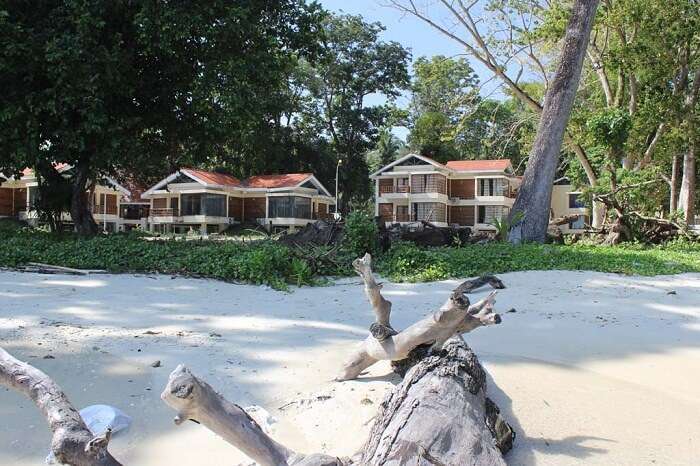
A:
[0,347,122,466]
[159,253,512,465]
[360,338,512,465]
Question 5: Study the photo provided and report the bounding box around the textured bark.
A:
[360,338,512,466]
[678,67,699,224]
[0,347,121,466]
[70,159,98,236]
[670,153,680,213]
[678,142,696,224]
[508,0,600,244]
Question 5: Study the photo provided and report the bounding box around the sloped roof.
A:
[445,159,512,172]
[369,153,447,177]
[244,173,312,188]
[21,163,71,177]
[181,168,241,187]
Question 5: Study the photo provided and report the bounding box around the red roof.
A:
[22,163,70,177]
[445,159,512,172]
[244,173,312,188]
[182,168,241,187]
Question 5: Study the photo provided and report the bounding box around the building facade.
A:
[142,168,335,234]
[0,165,149,232]
[371,153,588,233]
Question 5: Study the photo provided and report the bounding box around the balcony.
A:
[379,185,410,195]
[150,208,180,217]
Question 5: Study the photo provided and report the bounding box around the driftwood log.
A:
[160,253,512,465]
[336,254,503,381]
[0,347,122,466]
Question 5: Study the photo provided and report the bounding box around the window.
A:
[478,206,509,224]
[568,193,585,208]
[181,194,226,216]
[412,203,446,222]
[568,215,588,230]
[478,178,505,196]
[268,196,311,219]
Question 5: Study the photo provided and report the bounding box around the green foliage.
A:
[408,55,529,169]
[0,230,333,290]
[0,1,325,232]
[292,14,411,209]
[2,228,699,289]
[378,240,700,282]
[587,109,632,155]
[342,208,379,258]
[491,211,525,242]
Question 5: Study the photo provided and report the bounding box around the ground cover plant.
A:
[2,219,699,289]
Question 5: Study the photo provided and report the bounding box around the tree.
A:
[408,56,480,162]
[297,14,411,210]
[389,0,603,228]
[508,0,600,243]
[365,127,404,173]
[0,1,323,235]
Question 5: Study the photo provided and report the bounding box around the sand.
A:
[0,269,698,465]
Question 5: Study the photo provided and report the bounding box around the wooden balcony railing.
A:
[150,208,180,217]
[379,183,410,196]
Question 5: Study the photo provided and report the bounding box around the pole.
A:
[335,159,341,214]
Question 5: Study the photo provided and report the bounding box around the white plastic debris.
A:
[45,404,131,464]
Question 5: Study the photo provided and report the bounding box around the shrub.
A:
[342,209,379,258]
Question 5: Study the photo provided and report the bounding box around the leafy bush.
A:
[342,209,379,258]
[377,240,700,281]
[1,228,698,289]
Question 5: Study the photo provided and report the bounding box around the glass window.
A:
[412,202,446,222]
[569,193,585,208]
[478,205,508,224]
[478,178,506,196]
[568,215,587,229]
[268,196,311,219]
[181,194,226,216]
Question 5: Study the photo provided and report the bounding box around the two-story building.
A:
[142,168,335,234]
[371,153,588,233]
[0,165,148,232]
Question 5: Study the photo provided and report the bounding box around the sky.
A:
[317,0,501,138]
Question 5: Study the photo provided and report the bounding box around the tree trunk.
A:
[359,338,511,466]
[508,0,600,244]
[0,347,122,466]
[678,141,696,224]
[70,158,98,236]
[670,153,680,213]
[678,67,699,225]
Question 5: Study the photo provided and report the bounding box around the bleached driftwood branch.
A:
[160,365,345,466]
[0,347,121,466]
[336,254,503,381]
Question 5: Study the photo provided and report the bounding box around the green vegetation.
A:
[378,240,700,282]
[1,221,698,290]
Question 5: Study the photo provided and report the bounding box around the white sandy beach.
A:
[0,269,699,465]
